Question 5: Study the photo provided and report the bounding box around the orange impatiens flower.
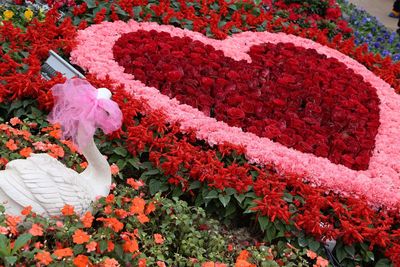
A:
[145,202,156,215]
[130,197,145,214]
[49,125,62,139]
[101,258,120,267]
[154,234,164,244]
[81,211,94,228]
[61,140,77,153]
[53,247,73,259]
[106,194,115,204]
[86,241,97,252]
[127,178,144,189]
[307,250,318,260]
[110,163,119,175]
[138,258,146,267]
[72,229,90,244]
[61,204,75,216]
[123,238,139,253]
[0,226,8,235]
[21,205,32,216]
[73,255,89,267]
[10,117,22,126]
[0,157,8,166]
[6,215,21,235]
[137,214,149,224]
[202,262,227,267]
[235,250,255,267]
[237,250,250,261]
[29,223,44,236]
[80,161,88,169]
[107,240,115,252]
[48,144,64,158]
[5,139,17,151]
[315,256,329,267]
[35,251,53,265]
[97,217,124,232]
[19,147,32,158]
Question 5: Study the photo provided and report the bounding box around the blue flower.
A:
[338,0,400,61]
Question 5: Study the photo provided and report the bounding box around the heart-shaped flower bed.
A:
[71,20,400,207]
[112,30,380,171]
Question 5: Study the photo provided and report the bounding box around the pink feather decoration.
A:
[48,78,122,150]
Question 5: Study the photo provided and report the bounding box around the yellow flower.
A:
[24,8,33,21]
[3,10,14,21]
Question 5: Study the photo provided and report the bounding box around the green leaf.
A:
[99,240,108,253]
[114,244,124,259]
[172,187,183,198]
[133,6,142,18]
[188,181,201,190]
[12,233,32,254]
[229,4,238,11]
[297,236,307,247]
[308,240,320,251]
[218,194,230,207]
[266,226,276,242]
[365,251,374,262]
[336,246,347,262]
[149,179,161,195]
[84,0,96,9]
[142,169,160,176]
[116,159,127,170]
[127,158,140,169]
[73,16,81,25]
[0,235,10,256]
[194,194,204,207]
[258,216,269,231]
[375,259,391,267]
[224,202,236,217]
[113,147,128,157]
[73,244,84,254]
[225,188,236,195]
[283,192,293,203]
[115,5,129,17]
[344,245,355,257]
[5,256,17,265]
[204,190,218,199]
[233,193,246,204]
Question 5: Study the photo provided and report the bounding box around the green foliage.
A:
[283,0,330,16]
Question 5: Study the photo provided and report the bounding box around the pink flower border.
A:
[71,20,400,208]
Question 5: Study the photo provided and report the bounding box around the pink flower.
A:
[10,117,22,126]
[0,226,8,234]
[110,164,119,175]
[86,241,97,252]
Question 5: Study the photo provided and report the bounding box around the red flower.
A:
[113,31,380,171]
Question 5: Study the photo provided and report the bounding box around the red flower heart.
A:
[112,30,380,171]
[71,21,400,207]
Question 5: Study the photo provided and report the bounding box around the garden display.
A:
[1,0,400,266]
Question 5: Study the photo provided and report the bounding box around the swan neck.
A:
[79,126,111,197]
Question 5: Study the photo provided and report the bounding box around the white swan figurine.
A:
[0,79,122,217]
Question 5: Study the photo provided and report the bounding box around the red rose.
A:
[227,107,245,120]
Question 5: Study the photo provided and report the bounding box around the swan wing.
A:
[4,154,92,216]
[0,161,47,214]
